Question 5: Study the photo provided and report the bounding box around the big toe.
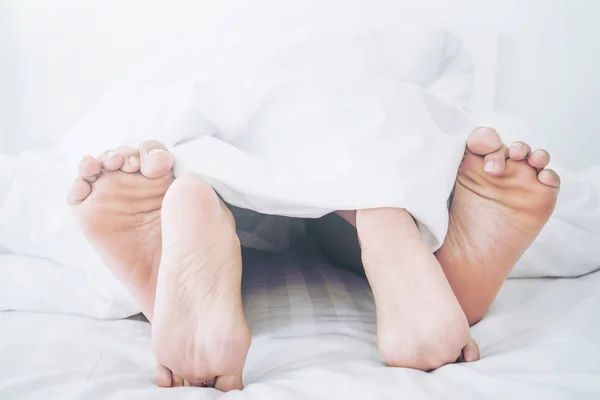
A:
[139,141,174,179]
[466,127,504,156]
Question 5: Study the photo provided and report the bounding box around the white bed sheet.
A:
[1,250,599,400]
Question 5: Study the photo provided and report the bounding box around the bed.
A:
[2,3,600,399]
[2,246,599,400]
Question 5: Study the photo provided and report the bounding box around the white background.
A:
[1,0,599,170]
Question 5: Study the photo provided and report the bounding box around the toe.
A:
[215,375,243,392]
[155,363,173,388]
[77,155,101,181]
[99,150,124,171]
[466,127,503,156]
[138,141,174,179]
[528,149,551,170]
[508,141,531,161]
[482,145,508,176]
[114,146,140,173]
[538,168,561,189]
[67,178,92,205]
[461,337,481,363]
[190,377,217,389]
[171,374,185,388]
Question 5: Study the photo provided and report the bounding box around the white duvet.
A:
[58,3,477,251]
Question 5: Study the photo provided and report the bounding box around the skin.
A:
[68,127,560,390]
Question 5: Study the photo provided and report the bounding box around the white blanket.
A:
[59,5,477,251]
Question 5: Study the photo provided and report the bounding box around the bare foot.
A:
[68,141,174,318]
[355,207,479,370]
[152,174,250,392]
[69,142,248,390]
[437,127,560,325]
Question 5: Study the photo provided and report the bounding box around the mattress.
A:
[1,248,599,400]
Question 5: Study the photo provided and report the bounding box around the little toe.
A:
[114,147,140,173]
[482,146,508,176]
[538,168,561,189]
[466,127,504,156]
[215,375,243,392]
[139,141,174,179]
[461,337,481,363]
[155,363,173,388]
[528,149,551,170]
[508,141,531,161]
[99,150,124,171]
[67,178,92,205]
[77,155,101,181]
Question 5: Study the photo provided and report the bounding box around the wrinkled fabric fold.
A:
[59,24,476,250]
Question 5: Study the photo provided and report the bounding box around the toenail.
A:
[536,150,548,157]
[105,151,117,159]
[512,142,526,148]
[484,160,496,172]
[148,149,166,156]
[128,156,139,167]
